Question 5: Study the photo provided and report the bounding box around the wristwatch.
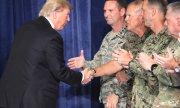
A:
[174,67,180,73]
[150,64,158,71]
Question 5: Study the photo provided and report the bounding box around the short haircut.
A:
[128,0,143,10]
[39,0,71,17]
[130,0,143,5]
[167,2,180,14]
[146,0,168,15]
[105,0,127,9]
[126,0,144,15]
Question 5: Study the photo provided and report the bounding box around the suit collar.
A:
[45,17,54,28]
[38,16,52,28]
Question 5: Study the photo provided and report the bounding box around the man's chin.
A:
[106,21,112,25]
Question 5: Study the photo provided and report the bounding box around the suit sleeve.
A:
[45,37,82,87]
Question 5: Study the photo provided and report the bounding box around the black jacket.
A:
[0,16,82,108]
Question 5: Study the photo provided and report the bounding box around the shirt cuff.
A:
[81,71,84,82]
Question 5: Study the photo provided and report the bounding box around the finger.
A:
[106,102,109,108]
[67,61,75,66]
[112,53,121,59]
[80,50,84,57]
[153,53,158,59]
[68,57,77,62]
[67,63,76,69]
[153,53,164,61]
[129,51,133,58]
[67,64,74,69]
[156,59,164,65]
[112,102,116,108]
[113,50,121,55]
[119,49,128,53]
[154,53,167,61]
[166,69,174,73]
[83,68,89,78]
[108,103,112,108]
[167,47,173,58]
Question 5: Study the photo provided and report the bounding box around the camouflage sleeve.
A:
[84,36,108,69]
[153,65,180,88]
[124,69,134,80]
[99,78,127,103]
[129,59,159,94]
[111,78,127,98]
[129,59,147,79]
[84,50,102,69]
[146,70,159,95]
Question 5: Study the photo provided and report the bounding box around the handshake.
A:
[81,68,96,85]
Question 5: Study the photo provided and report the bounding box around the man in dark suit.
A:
[0,0,92,108]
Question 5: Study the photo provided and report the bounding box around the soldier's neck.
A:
[151,18,165,35]
[134,25,147,38]
[112,19,125,33]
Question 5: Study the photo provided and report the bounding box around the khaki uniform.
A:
[129,28,173,108]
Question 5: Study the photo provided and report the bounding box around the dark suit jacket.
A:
[0,16,82,108]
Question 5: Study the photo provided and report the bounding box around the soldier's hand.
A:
[116,70,128,85]
[105,93,118,108]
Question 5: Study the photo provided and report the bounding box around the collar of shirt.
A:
[156,27,167,37]
[110,24,128,40]
[45,17,54,29]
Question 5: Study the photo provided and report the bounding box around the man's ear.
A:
[151,7,156,17]
[120,8,126,17]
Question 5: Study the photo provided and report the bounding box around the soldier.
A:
[139,2,180,107]
[113,0,173,107]
[92,1,152,107]
[67,0,131,108]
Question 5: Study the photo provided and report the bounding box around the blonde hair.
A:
[39,0,71,17]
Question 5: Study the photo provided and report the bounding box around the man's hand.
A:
[105,93,118,108]
[67,50,85,69]
[113,48,133,67]
[153,48,179,70]
[81,68,93,85]
[137,52,156,71]
[116,70,129,85]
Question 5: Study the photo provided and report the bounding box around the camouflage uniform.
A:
[129,28,173,108]
[121,29,152,108]
[84,25,133,108]
[152,37,180,108]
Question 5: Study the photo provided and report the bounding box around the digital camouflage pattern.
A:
[121,29,152,108]
[129,28,173,108]
[152,37,180,108]
[84,25,133,108]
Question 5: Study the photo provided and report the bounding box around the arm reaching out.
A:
[90,60,123,77]
[67,50,85,69]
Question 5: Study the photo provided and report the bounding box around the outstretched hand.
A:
[67,50,85,69]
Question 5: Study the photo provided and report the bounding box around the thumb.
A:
[167,47,173,58]
[80,50,84,57]
[129,51,133,58]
